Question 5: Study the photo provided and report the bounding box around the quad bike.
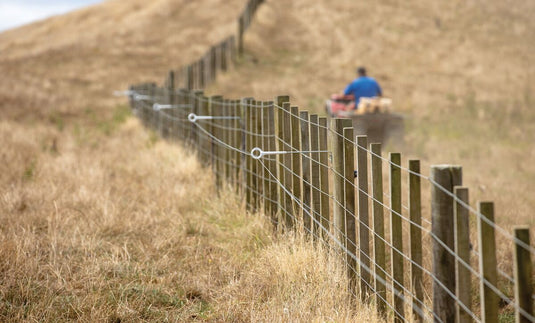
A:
[325,94,404,145]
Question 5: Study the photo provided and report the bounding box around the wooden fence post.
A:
[300,111,312,234]
[245,99,253,210]
[142,83,150,127]
[252,100,260,210]
[232,100,241,190]
[187,90,195,145]
[276,96,289,228]
[309,115,320,238]
[224,100,231,184]
[237,99,245,196]
[282,103,294,227]
[390,152,405,323]
[181,89,189,142]
[266,102,278,224]
[318,117,330,241]
[192,91,203,152]
[210,46,217,82]
[478,201,498,323]
[431,165,462,323]
[198,60,205,88]
[343,127,357,297]
[221,41,228,72]
[357,135,370,300]
[173,89,181,141]
[200,95,210,165]
[409,160,424,321]
[212,96,223,191]
[187,65,194,90]
[290,106,302,224]
[454,186,471,323]
[149,84,157,131]
[332,118,351,245]
[229,35,236,64]
[513,226,533,323]
[238,16,244,55]
[371,143,386,315]
[165,71,175,139]
[262,102,271,216]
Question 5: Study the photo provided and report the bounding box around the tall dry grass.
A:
[0,116,383,322]
[1,0,533,321]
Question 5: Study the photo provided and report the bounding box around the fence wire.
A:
[126,85,535,323]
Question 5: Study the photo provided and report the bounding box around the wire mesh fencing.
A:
[124,82,534,323]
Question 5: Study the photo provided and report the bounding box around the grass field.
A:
[1,115,386,321]
[0,0,534,321]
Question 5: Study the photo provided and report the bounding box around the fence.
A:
[121,0,534,322]
[125,84,534,323]
[168,0,264,90]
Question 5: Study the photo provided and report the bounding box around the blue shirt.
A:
[343,76,382,104]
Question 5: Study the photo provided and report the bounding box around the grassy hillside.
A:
[210,0,535,230]
[0,0,384,321]
[1,0,534,320]
[0,0,244,121]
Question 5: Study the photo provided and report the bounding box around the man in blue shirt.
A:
[344,67,382,107]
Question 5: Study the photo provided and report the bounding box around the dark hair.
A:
[357,67,367,76]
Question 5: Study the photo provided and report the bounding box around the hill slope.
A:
[209,0,535,228]
[0,0,244,121]
[0,0,534,319]
[0,1,387,321]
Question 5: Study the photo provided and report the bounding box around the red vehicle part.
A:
[325,94,355,117]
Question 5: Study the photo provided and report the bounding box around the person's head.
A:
[357,67,367,77]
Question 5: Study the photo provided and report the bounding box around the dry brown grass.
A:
[0,0,534,321]
[210,0,535,235]
[0,117,383,321]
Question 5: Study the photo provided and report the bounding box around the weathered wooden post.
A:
[276,96,289,228]
[282,103,294,226]
[390,152,405,323]
[332,118,351,244]
[371,143,386,315]
[223,100,231,184]
[192,90,203,152]
[309,115,320,238]
[221,40,228,72]
[238,16,244,55]
[266,102,278,223]
[454,186,471,323]
[300,111,312,233]
[431,165,462,323]
[252,100,260,210]
[232,100,241,189]
[513,227,533,323]
[478,201,498,323]
[343,127,357,297]
[210,46,217,82]
[238,99,246,195]
[229,35,236,64]
[199,59,205,89]
[200,95,210,165]
[245,99,253,210]
[187,65,194,91]
[409,160,424,322]
[318,117,330,240]
[262,102,271,215]
[290,106,302,223]
[212,96,224,191]
[185,89,194,145]
[356,135,370,300]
